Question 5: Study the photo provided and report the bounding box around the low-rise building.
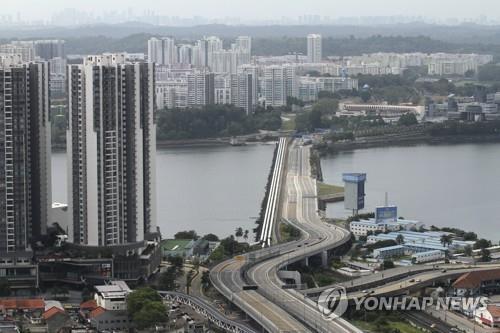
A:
[373,245,407,259]
[453,269,500,297]
[475,305,500,328]
[94,281,131,311]
[411,250,445,263]
[350,218,422,238]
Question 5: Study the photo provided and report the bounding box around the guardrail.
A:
[259,137,287,247]
[158,291,257,333]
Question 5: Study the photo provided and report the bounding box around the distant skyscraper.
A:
[148,37,177,65]
[0,56,51,253]
[205,36,223,71]
[235,36,252,54]
[34,40,66,60]
[67,54,157,246]
[0,41,35,62]
[307,34,322,63]
[177,44,193,65]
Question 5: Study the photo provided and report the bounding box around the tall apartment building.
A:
[148,37,177,65]
[205,36,224,71]
[34,40,66,60]
[263,65,297,107]
[231,65,259,114]
[187,71,215,107]
[0,56,51,253]
[67,54,157,246]
[235,36,252,54]
[177,44,193,65]
[0,42,35,62]
[307,34,322,63]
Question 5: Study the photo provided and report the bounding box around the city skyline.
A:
[2,0,500,25]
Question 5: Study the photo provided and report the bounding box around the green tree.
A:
[158,267,178,291]
[312,98,339,115]
[395,234,405,245]
[398,113,418,126]
[202,233,219,242]
[474,239,492,250]
[235,227,244,239]
[440,234,453,248]
[167,256,184,272]
[463,245,473,257]
[174,230,199,240]
[382,260,395,270]
[127,287,162,316]
[186,270,195,294]
[201,271,211,289]
[359,90,371,103]
[481,248,492,262]
[243,230,249,242]
[132,301,168,330]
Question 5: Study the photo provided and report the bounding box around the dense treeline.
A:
[428,120,500,136]
[156,105,281,140]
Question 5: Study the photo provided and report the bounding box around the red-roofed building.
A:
[0,299,45,311]
[43,306,71,333]
[475,305,500,328]
[89,307,106,319]
[79,300,98,320]
[42,307,64,321]
[0,299,45,325]
[453,269,500,297]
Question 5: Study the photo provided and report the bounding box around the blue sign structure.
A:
[376,206,398,223]
[342,173,366,212]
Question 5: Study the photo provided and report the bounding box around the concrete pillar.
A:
[303,257,309,267]
[322,251,328,268]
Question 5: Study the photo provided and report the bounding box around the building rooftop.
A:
[80,300,97,310]
[162,239,193,251]
[0,299,45,310]
[453,269,500,289]
[95,281,131,299]
[89,307,106,319]
[42,307,65,320]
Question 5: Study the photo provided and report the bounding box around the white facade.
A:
[263,65,297,107]
[95,281,131,311]
[148,37,177,65]
[67,54,157,246]
[307,34,322,63]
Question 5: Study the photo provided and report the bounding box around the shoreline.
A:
[320,134,500,153]
[52,137,280,152]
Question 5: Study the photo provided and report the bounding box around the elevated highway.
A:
[211,139,362,333]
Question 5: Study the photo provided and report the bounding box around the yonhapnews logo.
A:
[317,286,349,320]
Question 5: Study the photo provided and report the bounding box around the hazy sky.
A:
[3,0,500,21]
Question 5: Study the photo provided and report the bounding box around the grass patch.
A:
[281,116,296,131]
[352,317,425,333]
[317,182,344,197]
[279,222,301,243]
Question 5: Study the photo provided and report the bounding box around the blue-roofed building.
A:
[367,230,475,263]
[350,218,423,238]
[373,245,407,259]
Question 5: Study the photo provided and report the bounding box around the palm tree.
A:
[464,245,473,257]
[396,234,405,245]
[440,234,452,248]
[235,227,244,239]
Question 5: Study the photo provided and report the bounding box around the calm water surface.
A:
[51,144,275,239]
[321,143,500,241]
